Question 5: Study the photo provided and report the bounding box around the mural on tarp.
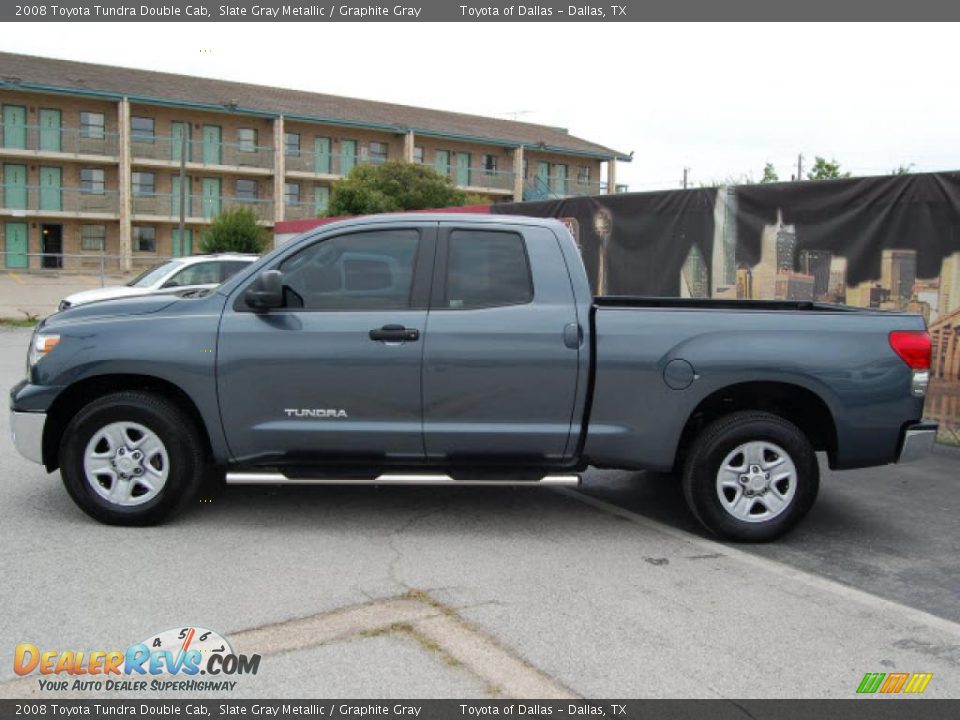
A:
[493,171,960,445]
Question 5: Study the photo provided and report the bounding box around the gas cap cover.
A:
[664,358,696,390]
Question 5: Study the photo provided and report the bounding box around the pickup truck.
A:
[9,214,938,541]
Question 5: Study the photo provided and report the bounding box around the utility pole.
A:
[797,154,804,182]
[682,167,690,189]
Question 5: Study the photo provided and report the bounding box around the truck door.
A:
[422,223,581,465]
[217,223,436,466]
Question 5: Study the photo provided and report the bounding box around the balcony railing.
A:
[284,151,385,176]
[285,201,331,220]
[131,192,273,222]
[0,124,120,157]
[131,135,275,170]
[522,176,627,201]
[432,164,515,193]
[1,185,120,214]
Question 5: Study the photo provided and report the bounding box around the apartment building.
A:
[0,51,629,272]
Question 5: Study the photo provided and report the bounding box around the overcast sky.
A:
[4,22,959,190]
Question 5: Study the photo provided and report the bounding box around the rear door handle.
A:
[369,324,420,342]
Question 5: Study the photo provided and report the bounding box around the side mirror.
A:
[244,270,284,311]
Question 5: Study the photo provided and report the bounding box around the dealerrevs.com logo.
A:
[14,626,261,693]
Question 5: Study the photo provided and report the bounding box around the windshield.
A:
[127,261,183,288]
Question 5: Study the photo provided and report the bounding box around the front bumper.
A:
[897,422,938,463]
[10,410,45,465]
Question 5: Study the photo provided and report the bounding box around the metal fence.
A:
[3,252,176,285]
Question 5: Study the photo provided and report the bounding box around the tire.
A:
[59,391,205,525]
[682,411,819,542]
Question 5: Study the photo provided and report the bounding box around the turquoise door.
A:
[552,164,568,195]
[456,153,471,187]
[434,150,450,176]
[202,125,222,165]
[340,139,356,175]
[3,164,27,209]
[39,166,62,211]
[39,109,62,152]
[172,228,193,257]
[4,222,28,268]
[537,161,550,187]
[201,177,221,218]
[314,137,331,174]
[314,185,329,215]
[171,121,192,162]
[2,106,27,149]
[171,176,192,217]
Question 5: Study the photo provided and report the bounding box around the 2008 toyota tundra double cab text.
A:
[9,214,939,541]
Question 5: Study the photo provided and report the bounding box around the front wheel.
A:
[682,411,819,542]
[59,391,205,525]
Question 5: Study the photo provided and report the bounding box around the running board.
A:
[225,472,581,487]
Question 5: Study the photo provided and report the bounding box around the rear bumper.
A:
[897,422,938,464]
[10,410,45,465]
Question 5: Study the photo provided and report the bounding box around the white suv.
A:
[58,254,258,311]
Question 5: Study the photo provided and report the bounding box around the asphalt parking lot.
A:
[0,324,958,700]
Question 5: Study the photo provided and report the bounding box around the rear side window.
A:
[445,230,533,309]
[279,229,419,310]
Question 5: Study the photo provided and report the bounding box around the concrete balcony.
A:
[284,201,331,221]
[434,164,515,195]
[131,192,273,223]
[131,135,274,174]
[1,185,120,219]
[0,124,119,162]
[284,151,375,179]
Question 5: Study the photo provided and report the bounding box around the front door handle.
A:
[369,324,420,342]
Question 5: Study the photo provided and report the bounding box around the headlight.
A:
[28,333,60,368]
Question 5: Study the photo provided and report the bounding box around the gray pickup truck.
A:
[10,214,937,541]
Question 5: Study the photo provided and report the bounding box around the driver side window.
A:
[278,229,419,310]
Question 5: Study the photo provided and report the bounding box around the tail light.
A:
[889,331,931,397]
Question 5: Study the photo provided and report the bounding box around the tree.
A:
[199,206,268,254]
[806,156,851,181]
[892,163,914,175]
[327,161,470,216]
[760,163,779,184]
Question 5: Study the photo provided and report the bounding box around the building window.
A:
[483,154,498,175]
[132,226,156,253]
[130,116,155,143]
[285,133,300,157]
[131,172,155,196]
[236,178,258,200]
[523,159,528,178]
[80,112,105,139]
[413,146,424,164]
[80,225,106,252]
[577,166,591,184]
[285,182,300,205]
[80,168,105,195]
[237,128,258,152]
[369,142,389,163]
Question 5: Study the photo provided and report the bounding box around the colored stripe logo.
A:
[857,672,933,694]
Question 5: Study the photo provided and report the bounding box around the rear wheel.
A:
[682,411,819,542]
[59,391,205,525]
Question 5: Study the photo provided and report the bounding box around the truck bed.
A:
[594,296,865,312]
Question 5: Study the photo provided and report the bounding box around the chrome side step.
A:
[225,472,580,487]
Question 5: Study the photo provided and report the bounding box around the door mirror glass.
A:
[244,270,284,311]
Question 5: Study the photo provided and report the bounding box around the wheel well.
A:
[42,374,212,471]
[674,382,837,472]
